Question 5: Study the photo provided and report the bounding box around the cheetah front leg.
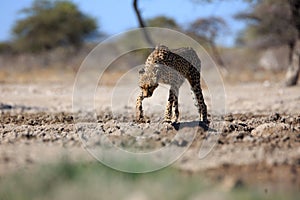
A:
[136,91,145,122]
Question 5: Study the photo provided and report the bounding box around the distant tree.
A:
[146,16,179,29]
[0,42,14,54]
[236,0,300,86]
[235,0,296,48]
[285,0,300,86]
[188,17,228,69]
[132,0,228,73]
[132,0,214,46]
[12,0,98,52]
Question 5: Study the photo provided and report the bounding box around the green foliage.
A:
[12,0,98,52]
[0,160,297,200]
[146,16,179,29]
[0,160,205,200]
[188,17,228,42]
[0,42,14,54]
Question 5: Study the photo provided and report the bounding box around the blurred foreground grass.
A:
[0,159,297,200]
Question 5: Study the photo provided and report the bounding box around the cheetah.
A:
[136,45,209,124]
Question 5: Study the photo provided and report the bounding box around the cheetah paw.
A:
[136,117,150,123]
[163,119,172,124]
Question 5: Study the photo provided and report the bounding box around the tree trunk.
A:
[133,0,154,46]
[285,40,300,86]
[285,0,300,86]
[209,40,228,75]
[287,41,295,66]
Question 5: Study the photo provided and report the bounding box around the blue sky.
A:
[0,0,249,47]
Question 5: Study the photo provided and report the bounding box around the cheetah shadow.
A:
[171,121,216,132]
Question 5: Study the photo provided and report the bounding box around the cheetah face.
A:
[140,83,158,97]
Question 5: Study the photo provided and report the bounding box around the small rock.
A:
[269,113,280,121]
[282,135,290,142]
[224,114,234,122]
[222,176,244,191]
[65,115,73,123]
[251,122,289,137]
[17,114,24,121]
[150,134,160,141]
[218,139,224,145]
[238,122,247,127]
[236,132,245,140]
[280,117,286,123]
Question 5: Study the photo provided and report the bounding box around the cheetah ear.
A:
[138,68,145,74]
[156,44,168,50]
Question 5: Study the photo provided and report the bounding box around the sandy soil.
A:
[0,80,299,192]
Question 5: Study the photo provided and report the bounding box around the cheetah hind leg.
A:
[164,89,175,123]
[172,90,179,123]
[191,82,209,125]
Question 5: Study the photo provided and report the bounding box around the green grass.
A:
[0,160,298,200]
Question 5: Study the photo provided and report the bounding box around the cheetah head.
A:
[138,68,158,97]
[140,82,158,97]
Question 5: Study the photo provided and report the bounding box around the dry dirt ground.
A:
[0,80,300,193]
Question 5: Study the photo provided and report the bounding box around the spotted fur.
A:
[136,45,208,124]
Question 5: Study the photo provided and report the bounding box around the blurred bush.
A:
[146,16,179,29]
[11,0,98,53]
